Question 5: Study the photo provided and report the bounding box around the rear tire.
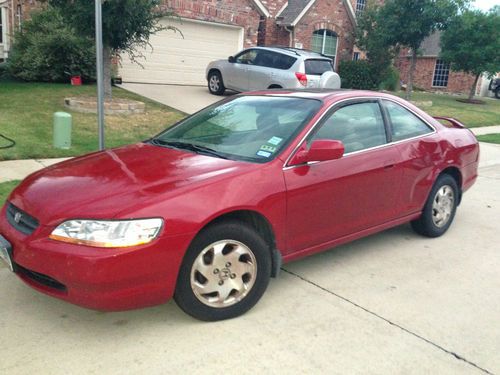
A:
[411,174,459,238]
[208,71,226,95]
[495,88,500,99]
[174,221,271,321]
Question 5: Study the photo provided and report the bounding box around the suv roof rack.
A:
[263,45,331,58]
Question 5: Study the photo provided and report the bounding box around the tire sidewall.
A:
[208,71,225,95]
[420,174,459,237]
[174,221,271,321]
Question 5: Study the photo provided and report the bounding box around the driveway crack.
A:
[282,268,494,375]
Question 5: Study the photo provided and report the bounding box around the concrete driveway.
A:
[120,83,233,114]
[1,83,499,373]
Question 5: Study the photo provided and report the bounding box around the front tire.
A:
[174,221,271,321]
[411,174,459,237]
[495,88,500,99]
[208,71,226,95]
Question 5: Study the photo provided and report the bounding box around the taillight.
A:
[295,72,307,87]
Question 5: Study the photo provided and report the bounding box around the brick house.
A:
[119,0,360,85]
[396,31,480,95]
[0,0,40,61]
[1,0,480,95]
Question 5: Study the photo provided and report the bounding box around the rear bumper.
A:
[0,204,194,311]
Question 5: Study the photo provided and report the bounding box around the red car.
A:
[0,90,479,321]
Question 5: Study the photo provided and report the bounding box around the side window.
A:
[235,50,258,65]
[311,102,387,154]
[254,50,275,68]
[383,100,433,142]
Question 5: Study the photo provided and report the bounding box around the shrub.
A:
[8,7,96,82]
[339,60,379,90]
[379,66,400,91]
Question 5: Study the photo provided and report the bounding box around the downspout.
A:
[285,26,294,47]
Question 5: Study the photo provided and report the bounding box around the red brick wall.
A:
[164,0,262,47]
[396,55,479,95]
[292,0,356,70]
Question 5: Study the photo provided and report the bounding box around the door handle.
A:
[384,162,395,169]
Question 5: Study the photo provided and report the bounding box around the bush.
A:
[339,60,379,90]
[8,7,96,82]
[379,66,400,91]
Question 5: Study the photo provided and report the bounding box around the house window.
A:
[0,7,4,44]
[356,0,367,16]
[353,52,360,61]
[432,59,450,87]
[311,29,338,65]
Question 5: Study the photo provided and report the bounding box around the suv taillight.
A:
[295,72,307,87]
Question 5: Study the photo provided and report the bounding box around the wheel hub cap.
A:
[209,76,220,91]
[191,240,257,308]
[432,185,454,228]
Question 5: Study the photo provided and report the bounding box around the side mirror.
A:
[228,56,235,63]
[290,139,344,165]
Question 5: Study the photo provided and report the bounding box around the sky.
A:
[472,0,500,11]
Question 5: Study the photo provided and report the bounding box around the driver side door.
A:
[223,49,258,91]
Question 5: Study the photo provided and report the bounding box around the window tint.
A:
[305,59,334,75]
[235,50,258,65]
[312,102,387,153]
[254,51,296,69]
[383,100,433,141]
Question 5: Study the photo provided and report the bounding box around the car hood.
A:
[9,143,253,226]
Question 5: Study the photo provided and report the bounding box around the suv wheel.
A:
[495,88,500,99]
[208,71,225,95]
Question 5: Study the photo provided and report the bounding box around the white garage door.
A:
[120,18,243,86]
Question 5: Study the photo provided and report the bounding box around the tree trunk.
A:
[103,45,113,100]
[405,48,417,100]
[468,73,481,101]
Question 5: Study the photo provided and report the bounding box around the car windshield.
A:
[305,59,334,75]
[152,96,322,163]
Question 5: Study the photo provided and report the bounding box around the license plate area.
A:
[0,234,14,272]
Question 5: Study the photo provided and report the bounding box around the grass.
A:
[0,180,20,205]
[394,91,500,128]
[0,81,185,161]
[476,133,500,144]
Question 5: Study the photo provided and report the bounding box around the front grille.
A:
[6,203,39,235]
[16,264,67,292]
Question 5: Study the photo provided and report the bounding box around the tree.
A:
[440,9,500,100]
[48,0,175,98]
[355,2,397,86]
[363,0,469,99]
[8,7,96,82]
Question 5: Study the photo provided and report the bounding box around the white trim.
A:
[291,0,316,27]
[0,5,7,55]
[343,0,357,26]
[276,2,288,18]
[250,0,270,18]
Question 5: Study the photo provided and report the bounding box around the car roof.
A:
[242,89,396,102]
[252,46,331,60]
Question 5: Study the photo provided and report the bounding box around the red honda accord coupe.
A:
[0,90,479,321]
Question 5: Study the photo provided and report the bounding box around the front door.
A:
[284,100,403,254]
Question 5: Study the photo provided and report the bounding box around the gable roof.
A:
[250,0,270,17]
[419,31,442,57]
[276,0,356,27]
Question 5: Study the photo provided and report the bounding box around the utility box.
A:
[53,112,72,149]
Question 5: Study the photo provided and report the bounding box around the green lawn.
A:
[476,133,500,144]
[0,82,184,161]
[394,91,500,128]
[0,180,20,205]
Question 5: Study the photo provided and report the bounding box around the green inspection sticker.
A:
[260,144,277,153]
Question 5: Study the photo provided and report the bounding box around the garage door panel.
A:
[120,19,243,85]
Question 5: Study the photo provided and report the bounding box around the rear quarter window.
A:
[305,59,334,75]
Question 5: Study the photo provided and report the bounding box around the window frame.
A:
[432,59,451,88]
[311,29,338,67]
[355,0,367,16]
[284,97,436,169]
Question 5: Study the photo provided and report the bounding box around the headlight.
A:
[49,218,163,248]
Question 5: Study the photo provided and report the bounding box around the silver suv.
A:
[206,47,341,95]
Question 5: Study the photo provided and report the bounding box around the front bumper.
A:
[0,204,194,311]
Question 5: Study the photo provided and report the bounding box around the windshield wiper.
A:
[150,139,228,159]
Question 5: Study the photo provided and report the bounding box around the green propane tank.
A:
[53,112,72,149]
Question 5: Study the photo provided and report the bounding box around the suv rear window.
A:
[305,59,334,75]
